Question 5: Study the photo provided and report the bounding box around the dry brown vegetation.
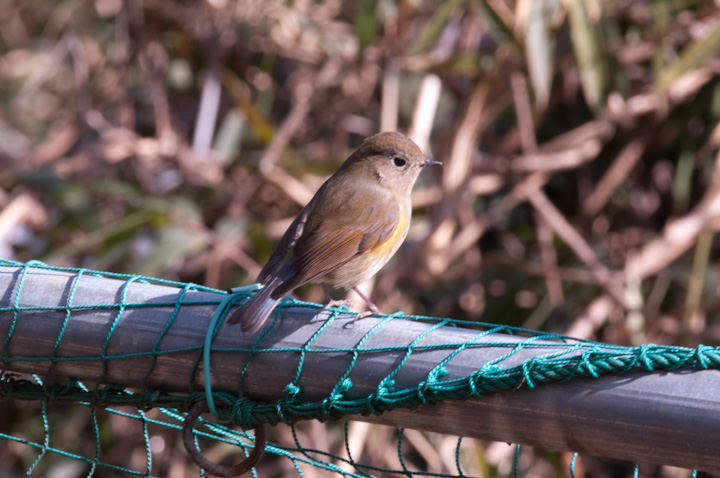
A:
[1,0,720,476]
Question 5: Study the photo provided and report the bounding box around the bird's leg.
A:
[316,284,354,316]
[351,286,379,315]
[347,286,381,325]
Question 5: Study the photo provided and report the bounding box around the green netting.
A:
[0,258,717,476]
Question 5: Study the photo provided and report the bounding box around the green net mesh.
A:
[0,258,717,476]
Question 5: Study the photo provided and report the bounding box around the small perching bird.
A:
[228,132,441,334]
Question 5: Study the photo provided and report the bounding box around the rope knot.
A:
[638,343,659,371]
[693,344,717,369]
[231,397,257,428]
[339,378,353,392]
[521,358,539,388]
[580,347,602,378]
[284,383,301,397]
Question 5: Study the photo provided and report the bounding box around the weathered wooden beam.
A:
[0,264,718,472]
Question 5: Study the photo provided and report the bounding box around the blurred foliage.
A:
[2,0,720,476]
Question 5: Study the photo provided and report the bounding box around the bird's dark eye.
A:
[393,157,407,168]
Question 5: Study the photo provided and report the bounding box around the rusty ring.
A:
[182,401,266,477]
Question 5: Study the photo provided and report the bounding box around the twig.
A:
[447,172,548,266]
[583,137,647,216]
[409,74,441,152]
[511,72,563,307]
[380,68,399,132]
[192,67,222,151]
[510,72,537,154]
[519,180,630,309]
[626,148,720,280]
[258,57,343,176]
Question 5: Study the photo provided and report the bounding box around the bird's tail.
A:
[227,278,282,335]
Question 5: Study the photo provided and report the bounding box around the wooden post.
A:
[1,264,719,472]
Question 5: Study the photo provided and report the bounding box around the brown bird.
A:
[228,132,441,334]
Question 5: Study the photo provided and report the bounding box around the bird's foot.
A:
[318,299,354,316]
[349,309,376,327]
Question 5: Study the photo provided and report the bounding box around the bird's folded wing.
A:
[273,204,399,295]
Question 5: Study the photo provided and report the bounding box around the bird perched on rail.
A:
[228,131,441,334]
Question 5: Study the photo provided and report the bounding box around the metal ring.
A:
[182,401,266,477]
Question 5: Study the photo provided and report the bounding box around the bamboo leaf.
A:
[525,0,557,111]
[355,0,378,51]
[656,17,720,94]
[406,0,466,55]
[567,0,605,111]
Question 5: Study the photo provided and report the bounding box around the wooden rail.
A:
[1,264,719,472]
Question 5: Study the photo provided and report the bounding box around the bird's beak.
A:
[422,158,442,167]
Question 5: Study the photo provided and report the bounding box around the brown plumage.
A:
[228,132,441,334]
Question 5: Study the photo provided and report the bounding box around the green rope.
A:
[570,453,578,478]
[1,338,717,429]
[203,288,250,417]
[454,436,464,478]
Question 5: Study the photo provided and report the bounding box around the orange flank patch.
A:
[370,205,409,258]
